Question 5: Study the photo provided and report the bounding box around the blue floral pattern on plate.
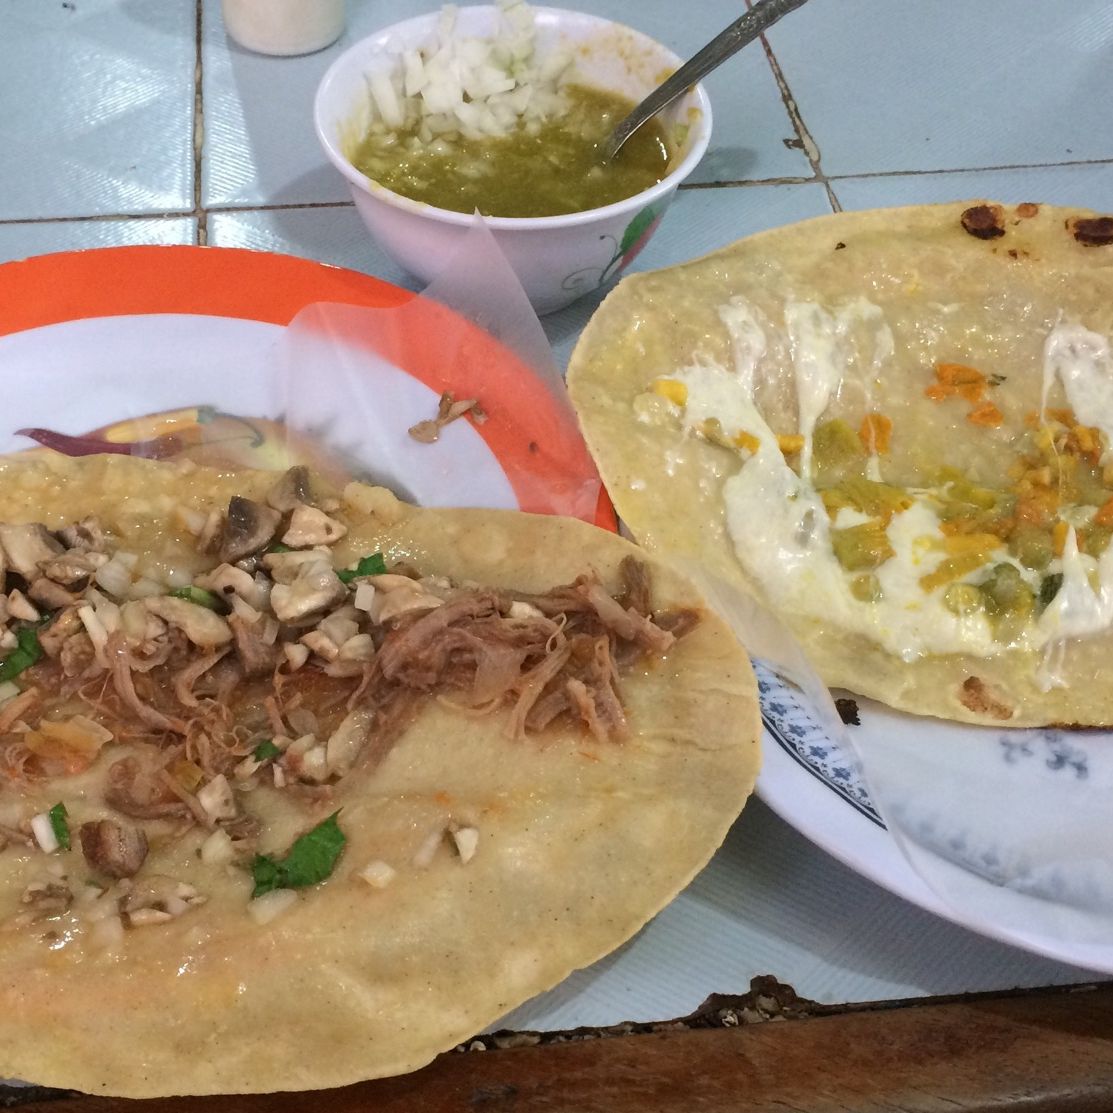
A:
[754,659,884,828]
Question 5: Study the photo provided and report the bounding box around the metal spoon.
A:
[602,0,812,162]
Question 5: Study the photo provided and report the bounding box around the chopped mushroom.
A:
[58,517,107,553]
[122,877,206,925]
[269,559,346,623]
[0,523,63,576]
[227,612,277,678]
[43,551,102,587]
[218,497,281,564]
[79,819,149,879]
[145,596,233,649]
[29,577,83,609]
[266,466,313,514]
[197,562,262,608]
[18,880,73,923]
[282,504,347,548]
[7,590,39,622]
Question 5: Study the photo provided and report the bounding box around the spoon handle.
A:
[605,0,812,160]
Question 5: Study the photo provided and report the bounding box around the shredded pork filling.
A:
[0,470,698,927]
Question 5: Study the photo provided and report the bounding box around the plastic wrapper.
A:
[17,218,606,526]
[677,553,1113,973]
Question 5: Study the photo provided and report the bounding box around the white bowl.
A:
[314,6,712,315]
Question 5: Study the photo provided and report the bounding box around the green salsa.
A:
[351,84,673,218]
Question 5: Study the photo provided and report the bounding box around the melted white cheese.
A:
[718,298,766,396]
[674,302,1113,664]
[1038,526,1113,641]
[784,302,844,479]
[1042,323,1113,450]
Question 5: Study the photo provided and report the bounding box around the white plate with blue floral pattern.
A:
[755,658,1113,973]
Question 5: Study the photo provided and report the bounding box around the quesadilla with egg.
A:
[0,453,759,1096]
[567,201,1113,726]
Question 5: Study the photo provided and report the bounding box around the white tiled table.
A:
[2,0,1112,1026]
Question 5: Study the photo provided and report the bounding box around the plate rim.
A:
[0,245,615,529]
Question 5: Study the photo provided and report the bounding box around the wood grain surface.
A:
[14,980,1113,1113]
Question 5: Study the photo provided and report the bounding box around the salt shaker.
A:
[222,0,346,56]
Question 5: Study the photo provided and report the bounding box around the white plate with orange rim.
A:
[0,244,611,527]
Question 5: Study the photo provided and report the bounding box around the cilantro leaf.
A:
[251,812,346,899]
[266,542,292,555]
[250,855,283,898]
[337,553,387,585]
[253,739,281,762]
[48,802,70,852]
[0,624,44,683]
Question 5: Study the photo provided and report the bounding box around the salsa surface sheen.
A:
[351,84,673,218]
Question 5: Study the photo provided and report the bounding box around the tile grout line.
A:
[1,161,1111,230]
[193,0,207,245]
[755,29,839,212]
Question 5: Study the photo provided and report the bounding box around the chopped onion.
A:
[363,0,573,150]
[82,889,122,923]
[248,888,297,925]
[128,908,173,927]
[95,555,134,598]
[78,604,108,663]
[412,826,445,869]
[175,505,207,535]
[163,565,196,589]
[200,828,236,866]
[319,614,359,647]
[30,812,60,854]
[0,681,19,705]
[7,591,39,622]
[358,860,397,889]
[339,634,375,662]
[299,745,328,783]
[230,595,261,624]
[450,825,480,864]
[197,774,236,822]
[89,913,125,948]
[128,576,166,600]
[75,883,104,906]
[353,582,376,612]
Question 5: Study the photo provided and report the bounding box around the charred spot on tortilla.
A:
[1016,202,1040,219]
[834,241,847,250]
[1070,215,1113,247]
[960,203,1006,239]
[959,676,1014,721]
[835,697,859,726]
